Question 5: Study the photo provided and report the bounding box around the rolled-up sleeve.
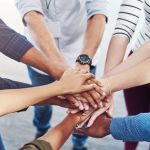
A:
[110,113,150,142]
[15,0,44,25]
[0,19,33,61]
[86,0,108,22]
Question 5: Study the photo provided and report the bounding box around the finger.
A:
[98,101,103,108]
[89,90,102,105]
[65,95,79,107]
[75,95,88,103]
[82,92,98,109]
[91,84,106,98]
[68,109,80,114]
[78,101,84,110]
[87,80,105,104]
[87,106,110,127]
[78,115,91,128]
[83,103,89,111]
[82,73,95,81]
[87,80,106,98]
[90,78,102,87]
[81,84,96,93]
[57,96,66,99]
[106,103,114,118]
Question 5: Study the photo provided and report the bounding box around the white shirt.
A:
[16,0,108,74]
[113,0,150,51]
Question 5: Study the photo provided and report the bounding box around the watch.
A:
[76,54,92,66]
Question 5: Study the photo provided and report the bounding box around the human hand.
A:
[38,96,77,109]
[87,99,112,127]
[75,64,105,109]
[59,68,96,95]
[75,113,111,138]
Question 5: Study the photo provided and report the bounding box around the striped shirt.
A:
[113,0,150,50]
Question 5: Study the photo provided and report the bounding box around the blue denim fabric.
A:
[27,66,96,148]
[27,67,54,138]
[0,135,5,150]
[72,66,96,149]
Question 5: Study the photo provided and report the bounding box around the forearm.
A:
[24,11,67,63]
[105,41,150,77]
[21,47,58,76]
[105,59,150,92]
[81,14,106,58]
[104,36,128,75]
[0,82,62,116]
[39,114,80,150]
[24,11,69,79]
[110,113,150,142]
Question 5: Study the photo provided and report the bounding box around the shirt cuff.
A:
[5,33,33,61]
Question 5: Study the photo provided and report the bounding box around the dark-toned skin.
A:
[75,114,111,138]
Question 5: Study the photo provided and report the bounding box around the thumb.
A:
[83,73,95,81]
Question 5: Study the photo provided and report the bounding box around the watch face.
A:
[80,55,89,62]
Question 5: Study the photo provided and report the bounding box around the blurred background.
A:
[0,0,149,150]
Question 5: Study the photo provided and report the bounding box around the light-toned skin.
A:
[24,11,106,108]
[21,47,64,76]
[87,42,150,126]
[0,69,96,116]
[75,57,150,138]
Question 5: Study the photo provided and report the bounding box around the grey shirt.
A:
[0,19,33,61]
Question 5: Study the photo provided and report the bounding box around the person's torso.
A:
[133,0,150,50]
[25,0,99,67]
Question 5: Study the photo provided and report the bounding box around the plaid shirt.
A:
[0,19,33,61]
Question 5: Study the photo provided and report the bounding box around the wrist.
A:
[75,62,90,72]
[76,54,92,70]
[100,79,112,96]
[105,117,112,136]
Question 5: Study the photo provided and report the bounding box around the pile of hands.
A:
[56,65,114,138]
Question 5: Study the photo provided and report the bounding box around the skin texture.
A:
[24,11,106,109]
[0,69,97,116]
[38,112,94,150]
[87,41,150,127]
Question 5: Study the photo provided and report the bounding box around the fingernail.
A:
[103,92,106,96]
[94,104,97,108]
[75,103,79,107]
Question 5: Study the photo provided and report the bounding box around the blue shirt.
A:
[110,113,150,142]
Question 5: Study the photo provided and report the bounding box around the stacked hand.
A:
[57,66,114,139]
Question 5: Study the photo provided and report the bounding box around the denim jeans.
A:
[27,66,96,148]
[27,67,54,138]
[0,135,5,150]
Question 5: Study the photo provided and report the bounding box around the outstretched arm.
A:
[77,113,150,142]
[0,69,96,116]
[103,58,150,94]
[38,114,81,150]
[104,0,143,75]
